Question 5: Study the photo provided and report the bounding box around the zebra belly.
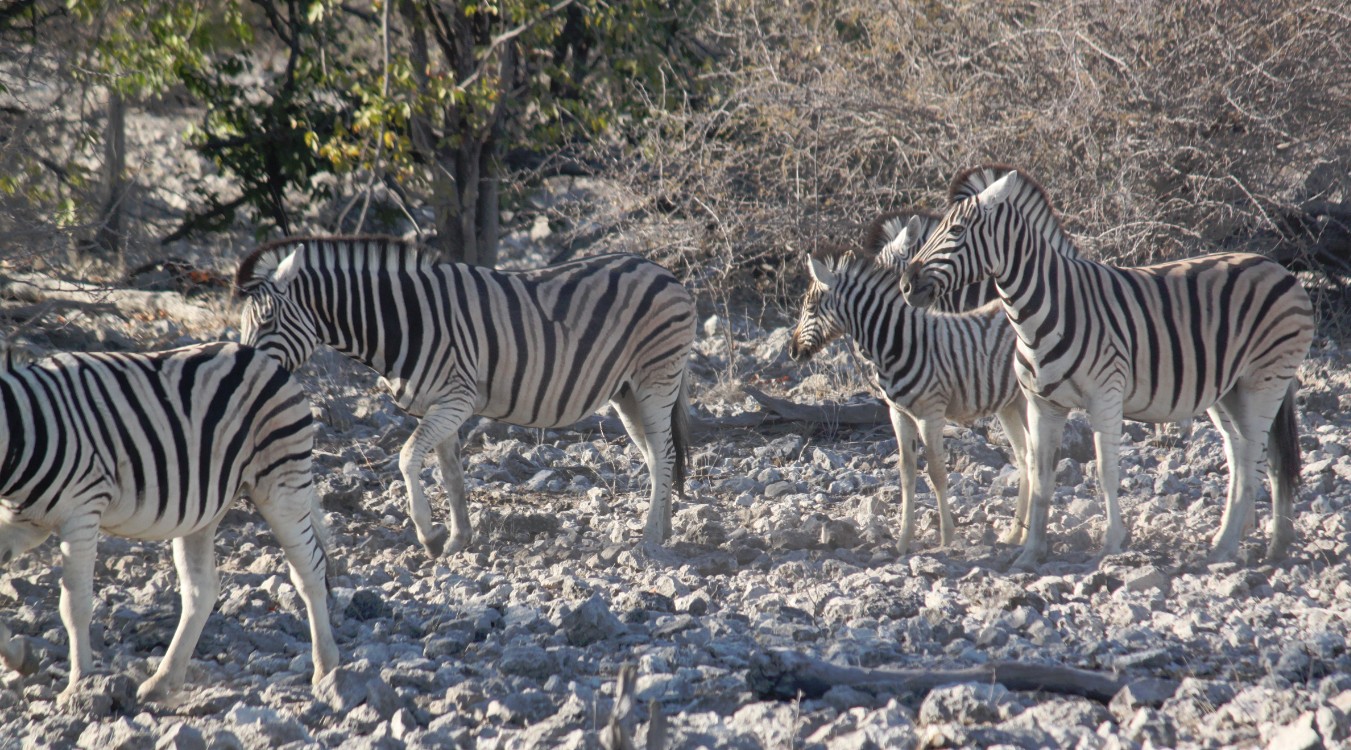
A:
[99,486,230,540]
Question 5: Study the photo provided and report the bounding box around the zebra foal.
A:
[0,342,338,701]
[789,212,1032,554]
[901,166,1314,567]
[236,236,696,556]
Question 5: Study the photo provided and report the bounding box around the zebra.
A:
[788,213,1032,554]
[235,236,696,557]
[900,165,1314,567]
[0,342,339,701]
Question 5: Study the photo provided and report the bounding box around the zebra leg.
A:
[1207,399,1256,562]
[611,386,653,464]
[138,522,221,702]
[1090,414,1130,555]
[1015,398,1068,570]
[56,517,101,698]
[616,386,672,545]
[252,482,340,690]
[433,433,473,557]
[888,407,920,555]
[1265,383,1301,561]
[995,400,1032,546]
[917,417,956,547]
[400,399,473,557]
[637,387,683,546]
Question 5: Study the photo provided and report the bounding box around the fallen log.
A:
[741,385,890,426]
[747,649,1172,705]
[0,271,220,329]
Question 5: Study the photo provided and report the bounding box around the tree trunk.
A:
[93,89,126,258]
[397,0,506,268]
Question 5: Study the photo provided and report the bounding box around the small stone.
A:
[918,683,1010,726]
[561,595,627,646]
[226,705,312,747]
[1109,679,1179,722]
[675,593,709,616]
[1124,566,1172,595]
[346,589,392,621]
[58,674,138,717]
[1266,711,1321,750]
[156,723,206,750]
[498,644,557,681]
[765,480,798,498]
[1125,707,1176,747]
[77,717,153,750]
[1055,458,1083,486]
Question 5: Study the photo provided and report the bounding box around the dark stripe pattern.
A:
[0,343,316,539]
[0,341,336,700]
[236,236,697,554]
[901,165,1314,565]
[790,216,1032,553]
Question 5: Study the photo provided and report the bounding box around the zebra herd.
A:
[0,164,1316,701]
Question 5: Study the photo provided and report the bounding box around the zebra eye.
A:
[947,225,964,238]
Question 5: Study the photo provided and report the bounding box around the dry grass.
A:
[576,0,1351,326]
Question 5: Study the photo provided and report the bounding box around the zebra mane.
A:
[948,164,1082,257]
[0,342,32,373]
[808,242,866,277]
[236,235,433,296]
[862,209,940,270]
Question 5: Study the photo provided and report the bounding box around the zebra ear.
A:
[271,247,302,289]
[978,171,1022,207]
[808,256,836,288]
[0,342,31,372]
[902,215,925,254]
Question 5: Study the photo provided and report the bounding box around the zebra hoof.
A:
[422,526,449,558]
[1010,548,1042,571]
[1264,537,1292,563]
[137,677,175,704]
[444,530,471,556]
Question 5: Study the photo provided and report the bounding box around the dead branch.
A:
[741,385,890,426]
[747,649,1173,705]
[0,299,122,324]
[0,271,220,329]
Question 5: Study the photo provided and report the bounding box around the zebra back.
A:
[237,236,696,429]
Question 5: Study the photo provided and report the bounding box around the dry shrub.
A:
[579,0,1351,322]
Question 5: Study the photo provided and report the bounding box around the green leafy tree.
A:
[314,0,712,265]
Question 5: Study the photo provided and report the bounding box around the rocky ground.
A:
[1,269,1350,750]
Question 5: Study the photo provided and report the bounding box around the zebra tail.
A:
[1269,380,1302,492]
[671,371,691,497]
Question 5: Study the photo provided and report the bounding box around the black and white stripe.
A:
[789,213,1032,554]
[901,166,1314,566]
[0,342,338,700]
[236,236,696,555]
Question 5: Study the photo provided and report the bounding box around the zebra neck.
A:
[303,283,391,374]
[836,268,917,362]
[991,220,1083,356]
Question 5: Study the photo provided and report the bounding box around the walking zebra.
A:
[789,213,1032,554]
[235,236,695,556]
[900,166,1314,567]
[0,342,339,701]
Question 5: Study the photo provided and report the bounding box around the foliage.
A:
[579,0,1351,314]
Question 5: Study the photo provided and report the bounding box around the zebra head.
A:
[869,211,937,273]
[236,242,321,371]
[900,168,1023,308]
[788,245,851,362]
